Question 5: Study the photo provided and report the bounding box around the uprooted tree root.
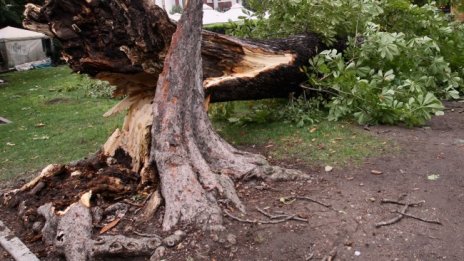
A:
[2,151,309,260]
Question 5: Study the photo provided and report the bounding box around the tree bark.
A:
[23,0,325,102]
[151,0,309,231]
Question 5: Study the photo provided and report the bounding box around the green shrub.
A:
[229,0,463,126]
[306,24,461,125]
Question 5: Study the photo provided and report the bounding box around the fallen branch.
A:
[375,204,409,228]
[395,211,442,225]
[380,199,425,207]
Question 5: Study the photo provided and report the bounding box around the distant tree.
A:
[0,0,44,28]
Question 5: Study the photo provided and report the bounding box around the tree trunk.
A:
[19,0,314,232]
[153,0,309,231]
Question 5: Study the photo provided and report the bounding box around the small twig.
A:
[395,211,442,225]
[321,247,337,261]
[375,204,409,228]
[290,196,332,209]
[132,230,162,239]
[224,210,298,224]
[300,84,338,96]
[305,245,314,261]
[380,199,424,207]
[256,207,308,222]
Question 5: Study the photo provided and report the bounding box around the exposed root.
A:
[20,164,65,192]
[34,199,190,260]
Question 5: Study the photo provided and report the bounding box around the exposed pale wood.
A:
[0,220,40,261]
[19,164,64,192]
[142,190,162,220]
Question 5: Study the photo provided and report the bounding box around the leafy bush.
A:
[210,98,325,127]
[77,76,116,99]
[307,24,461,125]
[170,5,182,14]
[229,0,383,44]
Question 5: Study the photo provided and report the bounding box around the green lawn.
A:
[215,120,387,167]
[0,66,387,182]
[0,66,123,180]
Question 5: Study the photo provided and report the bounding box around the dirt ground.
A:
[1,101,463,260]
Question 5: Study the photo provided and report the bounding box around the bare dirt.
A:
[1,101,463,260]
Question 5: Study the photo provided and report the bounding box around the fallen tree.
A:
[2,0,334,259]
[23,0,328,189]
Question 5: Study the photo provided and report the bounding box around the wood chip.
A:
[100,218,121,234]
[371,170,383,175]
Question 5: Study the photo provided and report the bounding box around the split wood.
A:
[375,198,442,228]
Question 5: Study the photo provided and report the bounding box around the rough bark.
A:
[150,0,309,231]
[23,0,324,102]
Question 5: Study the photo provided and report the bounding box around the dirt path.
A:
[1,102,463,260]
[168,102,464,260]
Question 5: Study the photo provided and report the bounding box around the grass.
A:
[213,102,388,167]
[0,66,386,182]
[0,66,123,181]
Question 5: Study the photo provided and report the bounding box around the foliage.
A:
[210,97,325,127]
[77,76,116,99]
[307,24,461,125]
[0,67,122,180]
[0,0,44,27]
[230,0,464,126]
[214,109,388,167]
[380,0,464,74]
[229,0,383,44]
[170,5,183,14]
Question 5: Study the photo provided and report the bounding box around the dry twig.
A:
[224,210,300,224]
[395,211,442,225]
[380,199,424,207]
[321,247,337,261]
[256,207,308,222]
[375,204,409,228]
[292,196,332,208]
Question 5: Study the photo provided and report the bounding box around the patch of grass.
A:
[213,105,388,167]
[0,66,123,180]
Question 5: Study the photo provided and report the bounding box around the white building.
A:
[155,0,242,13]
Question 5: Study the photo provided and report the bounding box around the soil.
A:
[1,101,464,260]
